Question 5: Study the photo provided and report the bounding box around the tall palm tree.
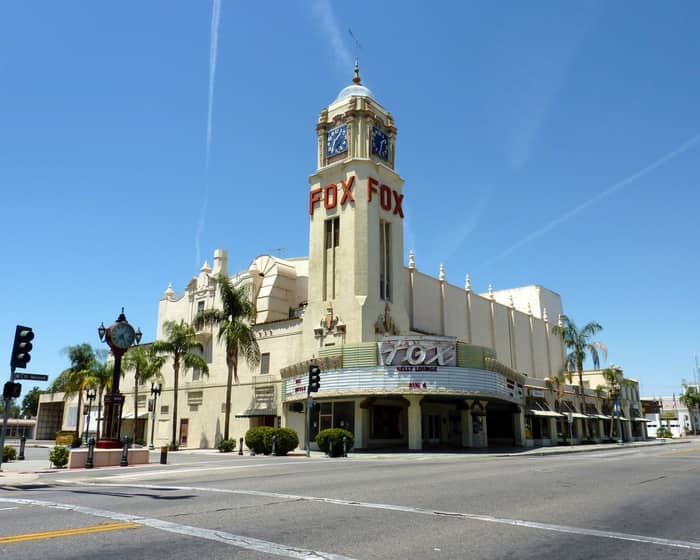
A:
[123,344,166,442]
[680,383,700,434]
[84,351,114,441]
[152,320,208,450]
[552,315,607,439]
[49,343,97,441]
[193,273,261,441]
[602,365,624,439]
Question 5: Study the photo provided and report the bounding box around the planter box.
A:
[66,448,150,469]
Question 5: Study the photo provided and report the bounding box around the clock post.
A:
[96,308,142,449]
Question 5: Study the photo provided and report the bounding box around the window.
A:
[325,217,340,249]
[379,220,392,301]
[197,300,205,313]
[66,406,78,428]
[160,405,169,415]
[260,353,270,374]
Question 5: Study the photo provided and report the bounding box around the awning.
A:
[633,417,650,422]
[235,409,277,418]
[592,414,611,420]
[526,409,562,417]
[570,413,589,420]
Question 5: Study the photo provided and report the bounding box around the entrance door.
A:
[426,414,441,441]
[179,419,189,447]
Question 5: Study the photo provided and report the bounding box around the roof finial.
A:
[353,59,361,84]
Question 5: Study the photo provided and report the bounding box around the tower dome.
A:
[333,61,375,103]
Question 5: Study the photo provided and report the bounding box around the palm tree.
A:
[680,383,700,434]
[152,320,208,450]
[193,273,261,441]
[123,344,166,442]
[84,351,114,441]
[602,365,624,439]
[552,315,607,439]
[49,343,97,441]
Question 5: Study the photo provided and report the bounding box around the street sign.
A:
[13,373,48,381]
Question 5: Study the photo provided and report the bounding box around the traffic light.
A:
[308,364,321,393]
[10,325,34,369]
[3,382,21,400]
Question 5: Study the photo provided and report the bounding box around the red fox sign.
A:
[309,175,404,218]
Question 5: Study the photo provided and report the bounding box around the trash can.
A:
[160,445,168,464]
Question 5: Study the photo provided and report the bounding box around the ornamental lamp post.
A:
[96,308,142,449]
[84,389,97,443]
[149,382,162,450]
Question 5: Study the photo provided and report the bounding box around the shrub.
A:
[657,427,672,438]
[49,446,69,468]
[316,428,354,457]
[269,427,299,456]
[3,445,17,462]
[218,439,237,453]
[245,426,275,454]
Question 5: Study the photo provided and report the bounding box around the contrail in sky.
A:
[483,131,700,267]
[196,0,222,267]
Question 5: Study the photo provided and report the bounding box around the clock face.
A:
[109,322,136,350]
[326,124,348,157]
[371,127,389,160]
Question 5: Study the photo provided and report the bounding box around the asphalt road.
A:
[1,442,699,559]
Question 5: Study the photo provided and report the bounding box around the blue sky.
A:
[1,1,698,398]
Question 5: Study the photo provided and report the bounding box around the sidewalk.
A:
[0,438,692,486]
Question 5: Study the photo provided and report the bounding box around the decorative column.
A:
[528,303,536,376]
[354,400,368,449]
[543,308,552,376]
[408,250,416,331]
[464,275,472,344]
[405,395,423,450]
[513,407,526,447]
[439,263,446,335]
[460,400,472,448]
[508,295,517,370]
[488,285,496,351]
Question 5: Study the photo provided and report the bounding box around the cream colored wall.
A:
[407,270,565,378]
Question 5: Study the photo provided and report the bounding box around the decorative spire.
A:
[408,250,416,270]
[165,283,175,300]
[353,59,361,84]
[558,313,564,328]
[465,274,471,292]
[200,260,211,273]
[439,263,445,282]
[527,302,532,316]
[488,284,494,300]
[509,294,515,308]
[543,307,549,322]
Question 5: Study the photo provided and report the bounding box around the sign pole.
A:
[0,367,16,470]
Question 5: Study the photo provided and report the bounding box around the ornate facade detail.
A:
[313,303,346,338]
[375,302,400,335]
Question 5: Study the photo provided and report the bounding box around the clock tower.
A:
[306,63,408,348]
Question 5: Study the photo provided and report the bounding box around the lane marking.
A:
[0,497,357,560]
[70,482,700,551]
[0,522,140,544]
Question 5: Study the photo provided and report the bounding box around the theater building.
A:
[40,66,643,450]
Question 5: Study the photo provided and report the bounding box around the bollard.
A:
[85,438,95,469]
[328,440,333,457]
[120,437,129,467]
[271,434,277,456]
[239,437,244,455]
[160,445,168,464]
[342,436,347,457]
[18,435,26,461]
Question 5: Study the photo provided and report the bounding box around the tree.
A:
[602,365,624,439]
[123,344,166,442]
[680,383,700,434]
[0,400,20,418]
[152,320,208,450]
[84,351,114,441]
[552,316,607,439]
[20,386,42,417]
[49,343,97,440]
[193,273,261,441]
